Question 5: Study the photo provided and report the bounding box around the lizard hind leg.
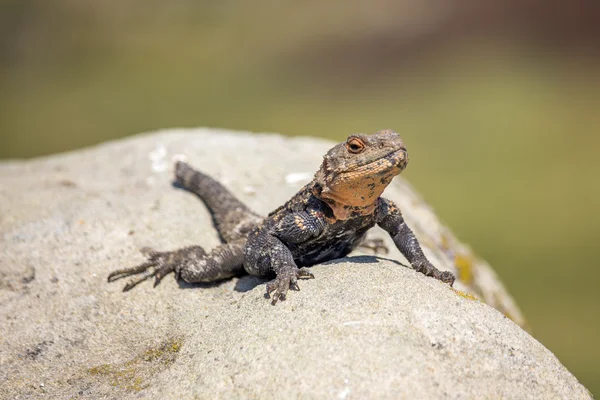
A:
[108,241,247,291]
[107,245,207,291]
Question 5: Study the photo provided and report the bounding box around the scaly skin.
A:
[108,129,455,303]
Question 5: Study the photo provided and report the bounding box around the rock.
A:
[0,128,590,399]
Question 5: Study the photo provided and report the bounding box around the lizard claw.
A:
[266,267,314,304]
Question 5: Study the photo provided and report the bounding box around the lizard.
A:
[107,129,455,303]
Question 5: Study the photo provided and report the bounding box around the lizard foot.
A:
[437,271,455,286]
[357,237,389,255]
[266,267,314,305]
[107,246,206,291]
[414,261,455,286]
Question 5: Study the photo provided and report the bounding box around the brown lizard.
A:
[108,129,455,303]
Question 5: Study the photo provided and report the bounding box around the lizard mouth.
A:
[332,148,408,182]
[357,148,407,172]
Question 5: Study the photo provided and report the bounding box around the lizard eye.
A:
[346,138,365,154]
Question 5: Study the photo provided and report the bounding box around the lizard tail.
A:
[175,161,260,242]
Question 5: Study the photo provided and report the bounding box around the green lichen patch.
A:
[454,253,474,284]
[452,288,478,301]
[86,337,183,392]
[87,364,112,376]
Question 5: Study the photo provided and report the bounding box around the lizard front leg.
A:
[263,235,315,304]
[247,210,325,303]
[108,240,245,291]
[376,198,455,285]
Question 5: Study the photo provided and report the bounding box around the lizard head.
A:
[313,129,408,219]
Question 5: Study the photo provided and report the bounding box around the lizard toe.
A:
[266,274,294,304]
[266,267,315,303]
[297,267,315,279]
[108,247,199,290]
[122,266,159,291]
[154,263,177,287]
[289,275,300,291]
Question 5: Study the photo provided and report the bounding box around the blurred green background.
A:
[1,0,599,394]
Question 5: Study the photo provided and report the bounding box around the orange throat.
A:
[314,171,396,220]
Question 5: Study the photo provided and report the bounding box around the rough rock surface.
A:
[0,128,591,399]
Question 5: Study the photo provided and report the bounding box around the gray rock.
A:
[0,128,590,399]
